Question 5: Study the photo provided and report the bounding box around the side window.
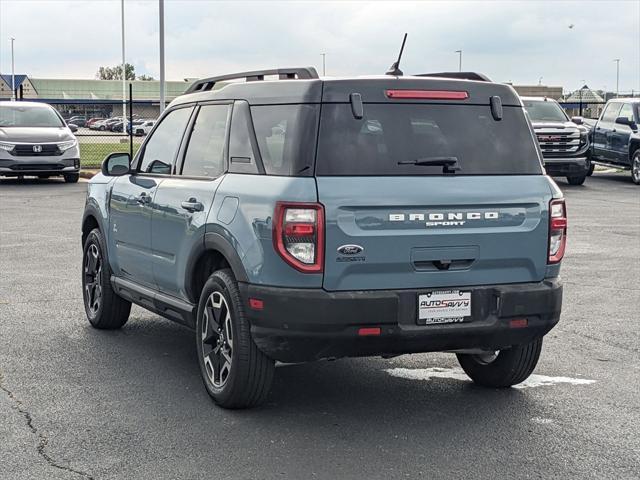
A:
[181,104,230,178]
[228,101,259,174]
[618,104,634,123]
[601,103,622,123]
[139,107,192,174]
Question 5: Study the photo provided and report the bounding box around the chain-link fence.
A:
[48,97,158,169]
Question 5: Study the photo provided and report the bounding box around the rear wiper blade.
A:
[398,156,460,173]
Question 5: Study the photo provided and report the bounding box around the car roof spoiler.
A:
[186,67,320,94]
[416,72,492,82]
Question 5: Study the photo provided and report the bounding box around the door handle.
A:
[612,129,617,133]
[181,198,204,212]
[135,193,151,205]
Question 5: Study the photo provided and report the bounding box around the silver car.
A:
[0,101,81,182]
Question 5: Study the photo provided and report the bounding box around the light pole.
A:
[121,0,127,127]
[320,53,326,76]
[613,59,620,97]
[455,50,462,72]
[10,37,15,101]
[538,76,543,86]
[159,0,165,113]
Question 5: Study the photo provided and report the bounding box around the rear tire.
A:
[64,173,79,183]
[631,150,640,185]
[587,162,595,176]
[566,174,586,186]
[457,338,543,388]
[82,228,131,329]
[195,269,274,409]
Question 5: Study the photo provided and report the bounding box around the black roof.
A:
[171,68,522,108]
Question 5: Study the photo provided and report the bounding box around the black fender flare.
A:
[184,232,249,303]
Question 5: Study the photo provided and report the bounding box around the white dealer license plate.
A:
[418,290,471,325]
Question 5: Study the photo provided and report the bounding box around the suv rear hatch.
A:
[315,79,554,291]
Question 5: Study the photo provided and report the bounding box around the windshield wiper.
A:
[398,156,460,173]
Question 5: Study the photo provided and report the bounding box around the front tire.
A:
[456,338,543,388]
[64,173,79,183]
[82,228,131,329]
[195,269,274,409]
[566,174,586,186]
[631,150,640,185]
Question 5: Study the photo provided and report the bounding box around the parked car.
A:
[589,98,640,184]
[68,116,87,128]
[91,118,115,131]
[0,101,80,182]
[86,117,104,128]
[82,67,565,409]
[133,119,155,136]
[521,96,591,185]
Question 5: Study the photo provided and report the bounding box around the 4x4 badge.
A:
[337,244,364,255]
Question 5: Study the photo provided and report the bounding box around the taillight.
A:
[273,202,324,273]
[548,199,567,264]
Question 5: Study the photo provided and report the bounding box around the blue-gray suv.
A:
[81,68,565,408]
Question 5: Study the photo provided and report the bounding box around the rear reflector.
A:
[249,298,264,310]
[385,89,469,100]
[509,318,528,329]
[358,327,381,336]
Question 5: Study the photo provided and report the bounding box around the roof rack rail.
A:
[416,72,492,82]
[185,67,320,94]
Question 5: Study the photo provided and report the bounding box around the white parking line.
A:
[385,367,595,389]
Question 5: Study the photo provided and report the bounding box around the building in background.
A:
[0,74,193,118]
[511,84,564,99]
[562,85,605,119]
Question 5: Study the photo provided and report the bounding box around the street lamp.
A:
[320,53,326,76]
[613,59,620,97]
[159,0,166,112]
[455,50,462,72]
[10,37,15,101]
[121,0,127,128]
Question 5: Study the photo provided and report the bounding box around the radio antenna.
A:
[386,33,408,76]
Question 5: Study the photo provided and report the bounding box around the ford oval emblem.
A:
[337,244,364,255]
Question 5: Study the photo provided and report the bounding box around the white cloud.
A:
[0,0,638,93]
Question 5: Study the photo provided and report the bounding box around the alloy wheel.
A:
[632,154,640,184]
[201,291,234,388]
[83,243,102,316]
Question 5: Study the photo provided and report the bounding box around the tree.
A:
[96,63,136,81]
[138,74,155,81]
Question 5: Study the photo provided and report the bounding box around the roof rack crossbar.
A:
[416,72,492,82]
[186,67,319,94]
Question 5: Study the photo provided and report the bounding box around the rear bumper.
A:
[240,279,562,362]
[543,156,590,176]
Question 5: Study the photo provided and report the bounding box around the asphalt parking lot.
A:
[0,173,638,479]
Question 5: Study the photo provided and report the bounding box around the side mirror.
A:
[571,116,583,125]
[615,116,633,127]
[68,123,78,132]
[101,152,131,176]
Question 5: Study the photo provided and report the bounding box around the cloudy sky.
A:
[0,0,638,93]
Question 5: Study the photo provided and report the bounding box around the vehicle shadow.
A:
[0,177,67,186]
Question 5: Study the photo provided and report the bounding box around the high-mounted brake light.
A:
[548,199,567,264]
[273,202,324,273]
[385,90,469,100]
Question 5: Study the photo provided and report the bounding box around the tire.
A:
[82,228,131,329]
[195,269,274,409]
[64,173,79,183]
[456,338,543,388]
[631,150,640,185]
[566,174,586,186]
[587,162,595,176]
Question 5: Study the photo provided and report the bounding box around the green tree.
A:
[96,63,136,81]
[138,74,155,81]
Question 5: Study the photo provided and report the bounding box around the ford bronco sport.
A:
[81,67,565,408]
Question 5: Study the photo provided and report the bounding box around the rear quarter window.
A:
[315,103,543,176]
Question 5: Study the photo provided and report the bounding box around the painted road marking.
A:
[385,367,595,389]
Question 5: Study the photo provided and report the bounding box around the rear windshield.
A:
[522,100,568,123]
[0,104,64,128]
[315,104,542,176]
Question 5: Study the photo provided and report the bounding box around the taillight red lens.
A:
[548,199,567,264]
[385,89,469,100]
[274,202,324,273]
